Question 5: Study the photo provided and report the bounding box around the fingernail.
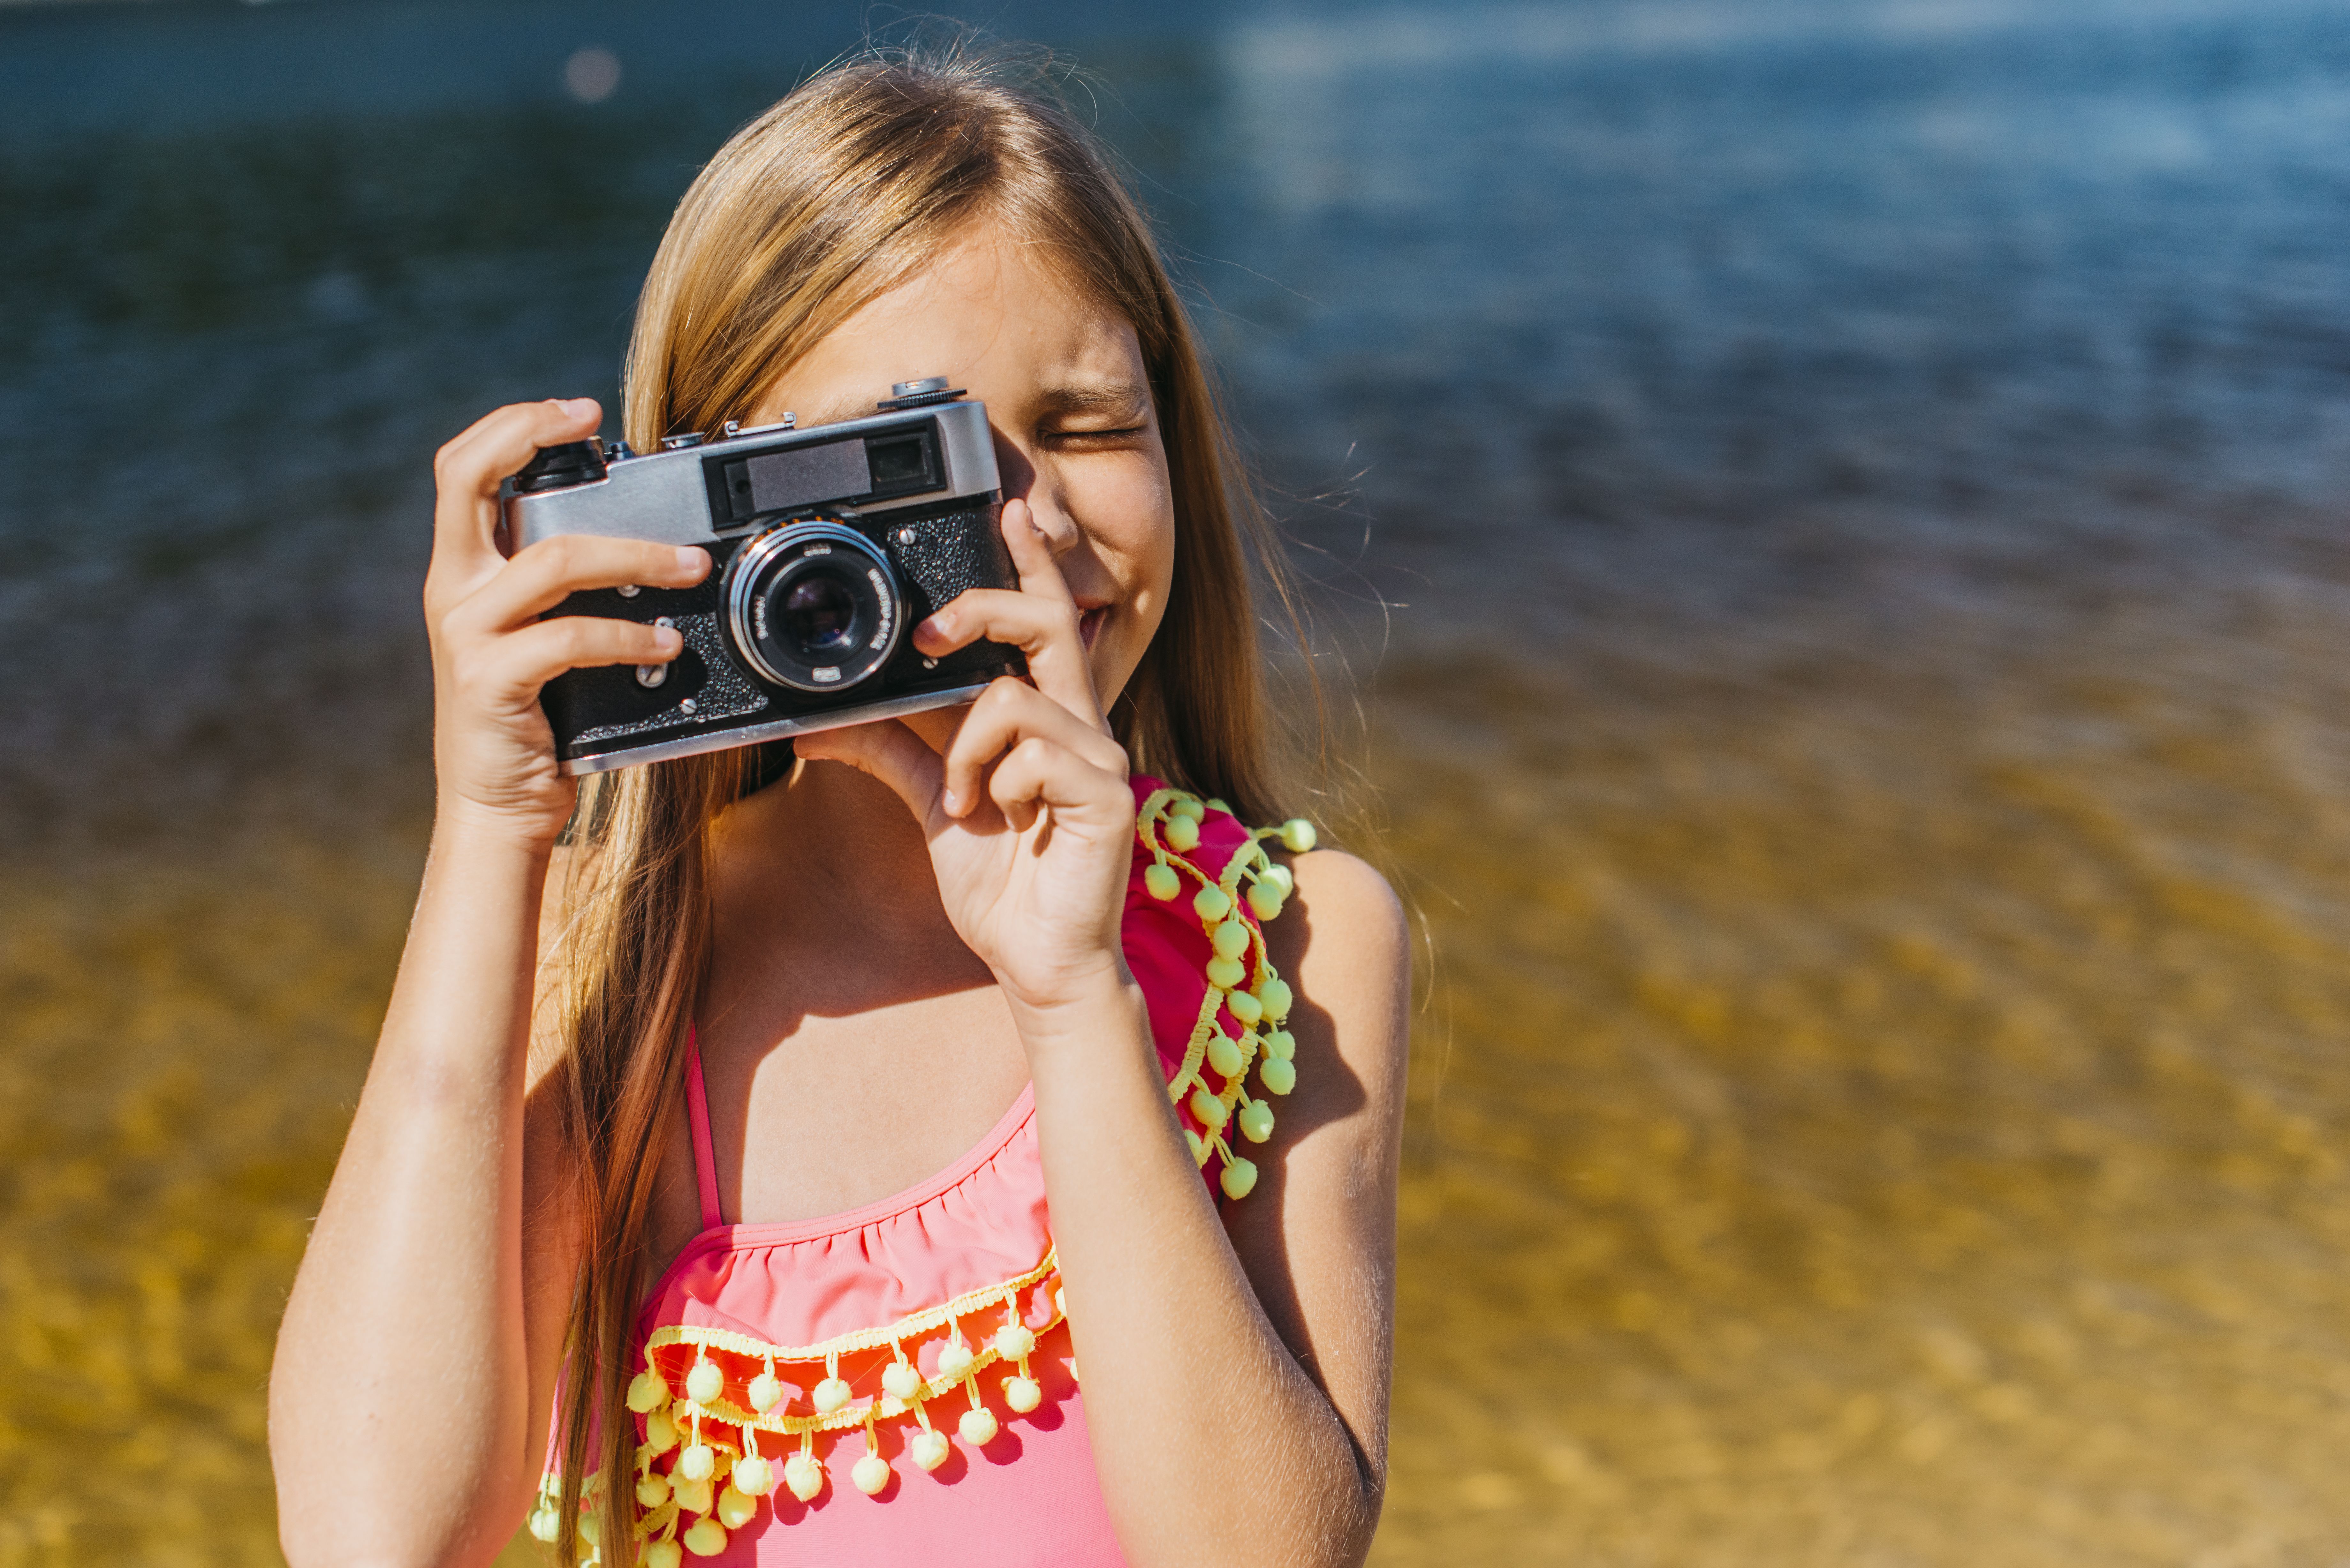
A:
[918,613,946,637]
[654,625,682,652]
[559,397,597,418]
[942,787,962,815]
[675,546,705,575]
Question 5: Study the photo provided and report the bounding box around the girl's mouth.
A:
[1079,605,1109,651]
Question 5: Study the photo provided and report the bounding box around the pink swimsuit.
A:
[535,777,1314,1565]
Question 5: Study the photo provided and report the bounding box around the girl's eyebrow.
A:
[1036,381,1152,418]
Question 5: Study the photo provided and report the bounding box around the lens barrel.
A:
[724,520,904,692]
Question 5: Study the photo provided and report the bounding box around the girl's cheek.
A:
[1076,467,1175,583]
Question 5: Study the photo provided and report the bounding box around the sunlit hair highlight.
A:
[544,36,1315,1562]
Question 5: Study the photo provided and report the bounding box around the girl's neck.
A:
[708,755,993,1006]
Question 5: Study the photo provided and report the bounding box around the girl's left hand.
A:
[792,499,1138,1014]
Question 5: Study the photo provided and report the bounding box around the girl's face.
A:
[746,226,1177,716]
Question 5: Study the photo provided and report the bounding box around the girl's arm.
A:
[799,503,1408,1568]
[1019,852,1407,1568]
[268,399,708,1568]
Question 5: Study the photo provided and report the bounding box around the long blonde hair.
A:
[544,37,1312,1562]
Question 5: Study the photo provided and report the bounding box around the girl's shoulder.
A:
[1262,842,1410,1090]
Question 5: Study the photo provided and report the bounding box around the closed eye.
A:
[1042,423,1150,446]
[1034,381,1155,446]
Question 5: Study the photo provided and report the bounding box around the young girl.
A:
[269,45,1407,1568]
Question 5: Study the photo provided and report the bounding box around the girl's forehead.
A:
[753,232,1146,427]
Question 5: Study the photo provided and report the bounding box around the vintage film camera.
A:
[502,380,1020,774]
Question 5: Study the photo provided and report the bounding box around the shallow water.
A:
[5,1,2350,1562]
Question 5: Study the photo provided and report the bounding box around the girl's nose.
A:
[1020,489,1083,560]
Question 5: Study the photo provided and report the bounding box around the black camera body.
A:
[501,382,1019,774]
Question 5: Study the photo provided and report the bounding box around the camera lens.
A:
[724,520,905,692]
[779,572,858,657]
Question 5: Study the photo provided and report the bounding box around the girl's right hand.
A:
[424,398,711,848]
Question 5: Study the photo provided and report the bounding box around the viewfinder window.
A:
[863,429,938,495]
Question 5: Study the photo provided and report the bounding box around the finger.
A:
[915,512,1103,731]
[985,734,1129,835]
[428,398,603,589]
[940,677,1127,819]
[1000,497,1079,609]
[445,534,709,637]
[469,614,683,702]
[793,719,948,828]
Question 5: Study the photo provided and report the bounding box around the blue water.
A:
[10,0,2350,838]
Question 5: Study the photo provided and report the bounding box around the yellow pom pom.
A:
[1221,1156,1259,1200]
[1188,1087,1229,1129]
[882,1360,923,1401]
[1003,1374,1042,1414]
[852,1454,892,1496]
[637,1471,671,1508]
[527,1508,559,1544]
[1262,862,1295,898]
[682,1516,729,1557]
[1184,1128,1209,1166]
[783,1450,823,1502]
[1206,956,1246,989]
[1279,818,1317,853]
[1192,883,1232,921]
[1257,976,1293,1022]
[627,1369,669,1413]
[644,1409,679,1454]
[1206,798,1231,815]
[1206,1032,1244,1078]
[1227,989,1264,1026]
[1264,1028,1296,1061]
[1165,814,1200,852]
[994,1322,1036,1360]
[812,1376,853,1414]
[648,1539,684,1568]
[732,1453,772,1497]
[1239,1099,1275,1143]
[671,1476,713,1517]
[1247,882,1285,921]
[1171,795,1207,821]
[1211,918,1251,959]
[685,1360,724,1405]
[747,1371,783,1413]
[937,1341,976,1380]
[678,1443,715,1483]
[1260,1055,1297,1096]
[959,1406,999,1446]
[1144,863,1180,901]
[717,1484,759,1529]
[911,1428,951,1471]
[579,1513,601,1547]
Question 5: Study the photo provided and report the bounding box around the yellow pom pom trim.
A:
[783,1446,824,1503]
